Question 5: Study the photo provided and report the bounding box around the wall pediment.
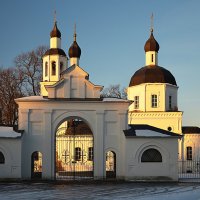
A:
[45,65,103,99]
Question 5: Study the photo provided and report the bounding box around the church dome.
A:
[68,41,81,58]
[129,65,177,86]
[50,22,61,38]
[144,31,159,52]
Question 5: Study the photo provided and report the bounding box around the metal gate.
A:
[178,160,200,181]
[55,119,94,180]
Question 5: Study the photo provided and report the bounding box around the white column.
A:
[94,110,105,179]
[117,110,128,179]
[20,109,30,179]
[42,109,53,179]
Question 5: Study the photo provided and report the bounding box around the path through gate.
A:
[55,118,94,180]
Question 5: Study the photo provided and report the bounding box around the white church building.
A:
[0,20,198,181]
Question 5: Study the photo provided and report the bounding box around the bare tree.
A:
[101,84,127,99]
[0,68,22,125]
[14,45,48,96]
[0,45,48,125]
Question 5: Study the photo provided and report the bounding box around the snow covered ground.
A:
[0,182,200,200]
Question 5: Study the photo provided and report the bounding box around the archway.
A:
[31,151,42,179]
[106,151,116,178]
[55,117,94,180]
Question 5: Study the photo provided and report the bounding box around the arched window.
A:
[60,62,63,73]
[52,61,56,75]
[0,152,5,164]
[141,148,162,162]
[186,146,192,160]
[45,62,48,77]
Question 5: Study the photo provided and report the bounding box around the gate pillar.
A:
[94,111,105,179]
[43,109,54,179]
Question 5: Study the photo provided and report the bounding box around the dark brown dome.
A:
[68,41,81,58]
[129,65,177,86]
[44,48,66,56]
[144,32,159,52]
[50,22,61,38]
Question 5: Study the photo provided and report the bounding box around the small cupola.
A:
[144,29,159,53]
[144,28,159,66]
[68,25,81,66]
[50,21,61,38]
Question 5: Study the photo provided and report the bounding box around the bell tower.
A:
[127,15,182,134]
[40,20,68,96]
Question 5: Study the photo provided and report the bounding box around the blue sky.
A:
[0,0,200,126]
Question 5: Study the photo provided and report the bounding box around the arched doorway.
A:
[31,151,42,179]
[55,117,94,180]
[106,151,116,178]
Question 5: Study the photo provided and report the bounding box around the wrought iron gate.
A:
[55,119,94,180]
[178,160,200,180]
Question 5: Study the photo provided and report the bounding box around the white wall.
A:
[129,111,182,134]
[17,98,129,180]
[0,138,21,178]
[128,83,178,112]
[125,137,179,181]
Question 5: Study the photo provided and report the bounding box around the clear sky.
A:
[0,0,199,126]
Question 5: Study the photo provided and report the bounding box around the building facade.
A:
[0,20,184,181]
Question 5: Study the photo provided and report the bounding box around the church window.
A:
[60,62,63,73]
[151,94,158,108]
[75,147,81,161]
[169,96,172,109]
[134,96,139,109]
[141,148,162,162]
[187,146,192,160]
[151,54,154,62]
[88,147,93,161]
[52,61,56,75]
[168,126,172,131]
[0,152,5,164]
[45,62,48,77]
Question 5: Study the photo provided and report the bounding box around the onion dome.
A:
[44,48,66,56]
[129,65,177,87]
[144,30,159,52]
[50,22,61,38]
[68,30,81,58]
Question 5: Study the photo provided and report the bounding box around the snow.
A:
[136,129,170,137]
[0,127,21,138]
[103,97,128,102]
[15,96,47,101]
[0,182,199,200]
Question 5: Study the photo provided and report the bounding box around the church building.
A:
[0,19,193,181]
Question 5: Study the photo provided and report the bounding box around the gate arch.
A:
[55,117,94,180]
[31,151,42,179]
[106,151,116,178]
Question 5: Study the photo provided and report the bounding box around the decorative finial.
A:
[54,10,57,24]
[74,23,77,42]
[150,13,154,33]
